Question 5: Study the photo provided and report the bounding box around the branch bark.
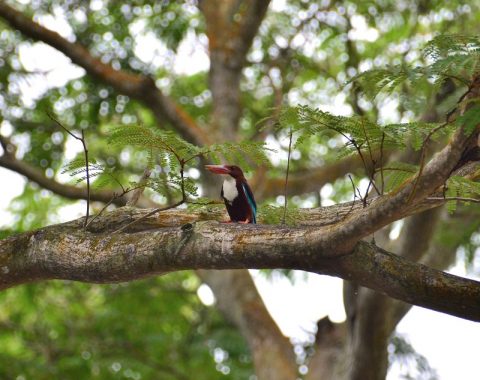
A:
[0,151,124,205]
[1,208,479,321]
[200,0,271,139]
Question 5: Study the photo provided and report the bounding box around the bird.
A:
[205,165,257,224]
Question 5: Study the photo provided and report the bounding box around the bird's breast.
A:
[222,178,238,204]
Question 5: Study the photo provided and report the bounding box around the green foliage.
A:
[105,124,271,199]
[279,105,397,154]
[0,275,253,380]
[455,103,480,135]
[382,162,419,193]
[277,105,447,164]
[352,35,480,99]
[445,176,480,212]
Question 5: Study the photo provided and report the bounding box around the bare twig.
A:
[426,196,480,203]
[84,184,149,229]
[282,128,293,225]
[113,199,185,234]
[113,155,190,233]
[48,112,91,230]
[81,129,90,230]
[407,87,473,204]
[348,174,366,207]
[380,132,385,194]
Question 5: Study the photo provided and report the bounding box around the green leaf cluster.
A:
[445,176,480,212]
[106,124,270,199]
[352,34,480,99]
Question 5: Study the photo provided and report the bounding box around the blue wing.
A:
[242,183,257,224]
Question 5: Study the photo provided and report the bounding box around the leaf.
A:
[455,104,480,135]
[382,162,418,193]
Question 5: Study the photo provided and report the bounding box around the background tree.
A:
[1,1,480,379]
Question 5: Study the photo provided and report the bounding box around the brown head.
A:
[205,165,245,180]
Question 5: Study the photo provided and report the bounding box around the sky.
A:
[1,2,480,379]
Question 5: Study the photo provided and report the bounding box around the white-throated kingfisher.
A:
[205,165,257,224]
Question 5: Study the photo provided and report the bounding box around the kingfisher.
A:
[205,165,257,224]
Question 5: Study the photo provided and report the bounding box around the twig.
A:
[81,129,90,230]
[407,86,473,204]
[380,132,385,194]
[113,158,189,234]
[48,112,91,230]
[84,184,148,229]
[282,128,293,225]
[426,196,480,203]
[113,199,185,234]
[362,119,381,197]
[348,174,365,207]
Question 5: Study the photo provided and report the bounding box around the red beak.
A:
[205,165,231,175]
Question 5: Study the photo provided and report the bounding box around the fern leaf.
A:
[382,162,418,192]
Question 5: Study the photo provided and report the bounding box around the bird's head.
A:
[205,165,245,180]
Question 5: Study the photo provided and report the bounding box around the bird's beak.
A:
[205,165,230,175]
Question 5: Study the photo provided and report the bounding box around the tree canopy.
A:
[1,0,480,379]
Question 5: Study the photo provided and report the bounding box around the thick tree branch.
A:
[200,0,271,139]
[1,210,479,321]
[0,2,208,146]
[331,121,477,251]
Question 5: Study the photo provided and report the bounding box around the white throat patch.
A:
[223,178,238,204]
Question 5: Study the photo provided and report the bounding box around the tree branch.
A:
[200,0,271,138]
[330,120,477,251]
[0,152,126,205]
[0,2,208,146]
[1,210,479,321]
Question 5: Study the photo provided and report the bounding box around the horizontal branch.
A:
[1,209,479,321]
[0,153,123,205]
[0,2,208,146]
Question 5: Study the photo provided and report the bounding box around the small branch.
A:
[407,86,473,203]
[361,119,376,173]
[426,196,480,203]
[282,129,293,225]
[348,174,366,207]
[113,199,185,234]
[48,113,91,230]
[81,129,90,229]
[85,184,149,229]
[0,134,10,154]
[380,132,385,195]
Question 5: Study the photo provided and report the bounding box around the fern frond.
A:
[382,162,418,192]
[423,35,480,60]
[109,124,199,160]
[351,35,480,99]
[455,103,480,135]
[200,141,272,171]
